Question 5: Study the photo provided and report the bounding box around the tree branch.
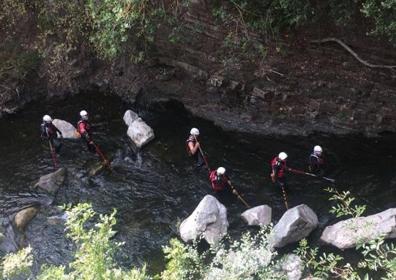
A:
[311,37,396,69]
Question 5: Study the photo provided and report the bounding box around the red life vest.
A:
[209,170,228,192]
[271,157,286,178]
[186,135,196,156]
[77,120,91,136]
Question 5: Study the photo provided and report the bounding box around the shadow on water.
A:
[0,92,395,274]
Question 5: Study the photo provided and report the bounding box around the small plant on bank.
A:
[326,187,367,218]
[37,203,150,280]
[160,227,286,280]
[1,246,33,280]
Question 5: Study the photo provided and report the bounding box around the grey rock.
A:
[271,204,318,248]
[127,118,155,149]
[179,195,228,245]
[280,254,303,280]
[320,208,396,249]
[0,221,18,253]
[53,119,79,139]
[241,205,272,226]
[34,168,66,195]
[123,110,139,127]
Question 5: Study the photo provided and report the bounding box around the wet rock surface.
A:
[33,168,66,196]
[1,1,396,137]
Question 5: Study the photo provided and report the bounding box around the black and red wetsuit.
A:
[41,122,62,153]
[77,119,95,153]
[209,170,229,192]
[308,153,325,175]
[186,135,204,167]
[271,156,287,187]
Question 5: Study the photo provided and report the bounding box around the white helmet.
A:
[216,167,226,175]
[80,110,88,120]
[278,152,288,160]
[190,128,200,136]
[314,145,323,153]
[43,115,52,123]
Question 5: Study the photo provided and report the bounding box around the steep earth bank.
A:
[1,0,395,136]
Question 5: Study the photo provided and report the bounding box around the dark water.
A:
[0,92,395,274]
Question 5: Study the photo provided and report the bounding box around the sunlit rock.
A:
[270,204,318,248]
[179,195,228,245]
[278,254,303,280]
[241,205,272,226]
[14,207,39,231]
[123,110,139,127]
[33,168,66,195]
[320,208,396,249]
[53,119,79,139]
[126,118,155,149]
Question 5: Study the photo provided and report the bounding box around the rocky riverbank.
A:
[1,0,395,136]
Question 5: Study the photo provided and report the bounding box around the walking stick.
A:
[193,136,210,173]
[48,140,59,170]
[281,185,289,209]
[227,180,251,208]
[91,141,111,170]
[288,168,335,183]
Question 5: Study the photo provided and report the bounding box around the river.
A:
[0,92,395,274]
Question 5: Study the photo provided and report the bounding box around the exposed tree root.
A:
[311,37,396,70]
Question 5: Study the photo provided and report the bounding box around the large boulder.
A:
[127,118,155,149]
[33,168,66,195]
[179,195,228,245]
[241,205,272,226]
[123,110,139,127]
[320,208,396,249]
[14,207,39,231]
[53,119,79,139]
[271,204,318,248]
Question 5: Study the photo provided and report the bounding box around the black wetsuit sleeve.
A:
[272,163,280,175]
[40,124,48,139]
[54,125,62,137]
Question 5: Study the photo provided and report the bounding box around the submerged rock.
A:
[179,195,228,245]
[14,207,39,231]
[126,118,155,149]
[271,204,318,248]
[320,208,396,249]
[241,205,272,226]
[33,168,66,195]
[53,119,79,139]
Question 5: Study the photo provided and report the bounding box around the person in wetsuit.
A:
[40,115,62,153]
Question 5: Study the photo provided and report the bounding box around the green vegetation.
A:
[0,0,395,66]
[1,188,395,280]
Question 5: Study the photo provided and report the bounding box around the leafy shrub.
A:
[1,246,33,280]
[37,203,150,280]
